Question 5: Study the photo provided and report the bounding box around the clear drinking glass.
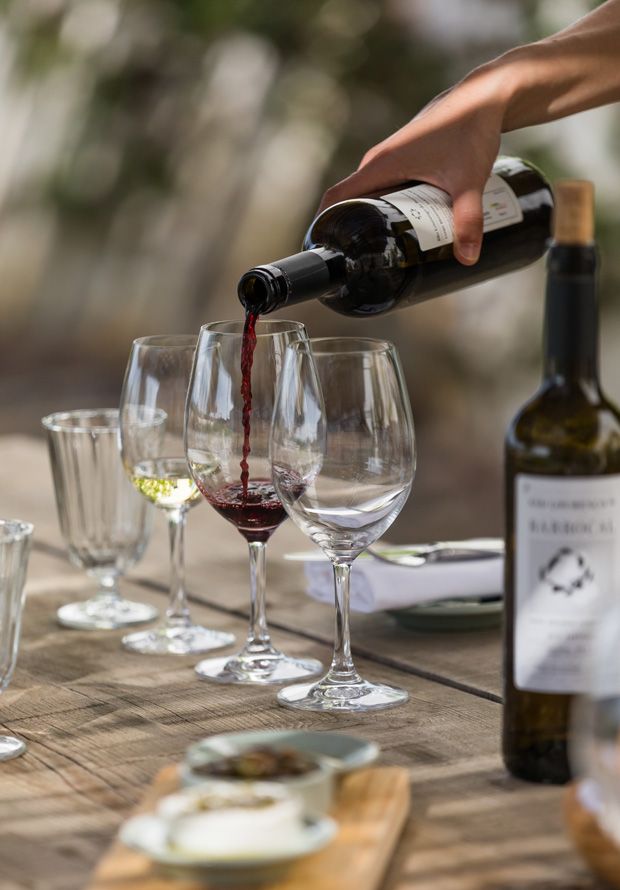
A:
[271,337,416,712]
[0,519,33,760]
[571,600,620,841]
[185,320,322,684]
[120,335,235,655]
[42,410,158,630]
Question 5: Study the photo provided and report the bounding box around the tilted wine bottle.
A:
[238,156,553,317]
[503,181,620,784]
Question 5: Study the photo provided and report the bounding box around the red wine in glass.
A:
[202,474,304,544]
[213,310,303,542]
[203,479,285,543]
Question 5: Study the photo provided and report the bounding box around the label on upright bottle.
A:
[514,473,620,693]
[382,174,523,252]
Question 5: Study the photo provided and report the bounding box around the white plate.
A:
[185,729,379,776]
[120,811,336,879]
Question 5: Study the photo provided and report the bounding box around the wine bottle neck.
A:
[237,247,345,315]
[543,244,599,386]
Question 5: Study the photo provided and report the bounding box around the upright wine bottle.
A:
[238,156,553,317]
[503,181,620,784]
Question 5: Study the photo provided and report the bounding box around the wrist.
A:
[456,54,523,130]
[488,42,558,132]
[462,44,547,133]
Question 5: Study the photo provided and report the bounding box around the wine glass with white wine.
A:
[119,335,235,655]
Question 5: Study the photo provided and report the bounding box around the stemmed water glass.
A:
[270,337,416,711]
[185,320,323,684]
[119,335,235,655]
[42,410,157,629]
[0,519,33,760]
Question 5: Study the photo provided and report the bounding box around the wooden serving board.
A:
[565,781,620,888]
[86,765,410,890]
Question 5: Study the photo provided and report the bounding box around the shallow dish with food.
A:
[183,740,334,817]
[120,780,336,883]
[185,729,379,775]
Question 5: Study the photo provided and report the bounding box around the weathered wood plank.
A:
[0,435,605,890]
[0,574,600,890]
[0,435,502,697]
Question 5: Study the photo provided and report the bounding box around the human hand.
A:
[318,69,509,265]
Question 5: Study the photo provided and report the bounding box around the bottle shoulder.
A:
[506,382,620,474]
[305,198,418,318]
[306,198,410,249]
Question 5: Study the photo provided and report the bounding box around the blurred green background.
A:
[0,0,618,541]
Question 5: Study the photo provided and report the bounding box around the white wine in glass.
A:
[120,335,235,656]
[131,458,203,510]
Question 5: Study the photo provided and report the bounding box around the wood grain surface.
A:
[0,436,606,889]
[0,436,502,696]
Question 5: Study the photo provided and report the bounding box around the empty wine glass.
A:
[571,598,620,841]
[185,319,322,684]
[42,410,157,629]
[0,519,33,760]
[120,335,235,655]
[271,337,416,712]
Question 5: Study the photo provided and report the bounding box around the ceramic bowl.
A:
[183,739,334,818]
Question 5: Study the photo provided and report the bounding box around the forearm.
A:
[319,0,620,259]
[469,0,620,132]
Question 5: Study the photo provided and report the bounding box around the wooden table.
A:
[0,436,603,890]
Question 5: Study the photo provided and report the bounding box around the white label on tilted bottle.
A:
[514,473,620,694]
[381,174,524,252]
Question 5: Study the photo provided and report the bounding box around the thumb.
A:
[452,188,484,265]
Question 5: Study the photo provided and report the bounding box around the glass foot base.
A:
[122,624,235,656]
[0,735,26,761]
[195,651,323,686]
[57,597,158,630]
[277,675,409,712]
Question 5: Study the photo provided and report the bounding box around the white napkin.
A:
[301,550,504,613]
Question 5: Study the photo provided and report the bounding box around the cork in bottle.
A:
[553,180,594,245]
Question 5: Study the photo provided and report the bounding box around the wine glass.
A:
[119,335,235,655]
[42,410,157,629]
[185,319,322,684]
[0,519,33,760]
[270,337,415,712]
[571,599,620,841]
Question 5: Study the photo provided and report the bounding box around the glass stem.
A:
[328,561,360,681]
[245,541,273,652]
[165,508,191,628]
[93,572,121,602]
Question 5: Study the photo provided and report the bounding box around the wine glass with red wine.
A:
[271,337,415,712]
[185,319,323,685]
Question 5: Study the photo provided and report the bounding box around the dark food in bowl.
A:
[191,746,319,780]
